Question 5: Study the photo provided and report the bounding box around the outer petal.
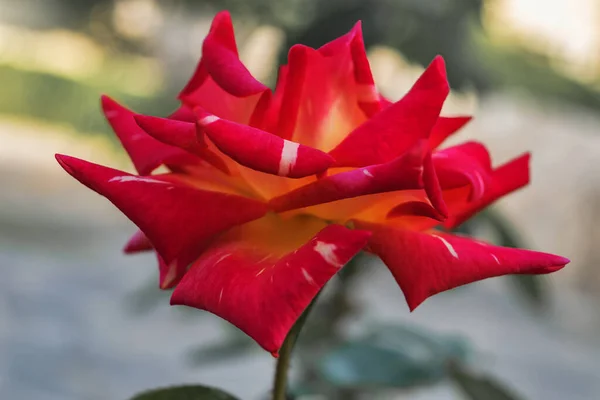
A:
[171,221,371,354]
[329,56,450,167]
[428,116,472,149]
[195,109,334,178]
[356,221,569,311]
[101,96,200,175]
[55,155,268,267]
[123,230,153,254]
[269,141,428,213]
[179,11,269,124]
[444,153,530,229]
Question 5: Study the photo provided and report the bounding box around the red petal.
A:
[433,141,493,201]
[428,116,472,149]
[101,96,200,175]
[269,141,427,213]
[178,11,269,124]
[55,154,268,266]
[386,201,445,221]
[123,230,153,254]
[329,56,450,167]
[171,221,370,354]
[168,105,196,122]
[275,43,369,150]
[318,21,382,117]
[157,253,188,289]
[422,152,448,218]
[356,221,569,311]
[133,114,230,174]
[195,108,334,178]
[445,153,530,229]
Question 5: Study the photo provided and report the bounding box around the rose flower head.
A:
[56,11,569,356]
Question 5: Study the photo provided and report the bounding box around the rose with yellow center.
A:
[56,11,569,356]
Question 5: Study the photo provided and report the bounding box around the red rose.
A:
[56,11,568,355]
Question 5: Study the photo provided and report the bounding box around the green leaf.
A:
[130,385,240,400]
[317,324,470,389]
[448,363,526,400]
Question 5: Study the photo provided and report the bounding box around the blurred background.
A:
[1,0,600,399]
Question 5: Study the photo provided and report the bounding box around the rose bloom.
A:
[56,11,568,355]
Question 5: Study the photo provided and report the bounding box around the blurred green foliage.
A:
[449,363,526,400]
[130,385,239,400]
[2,0,600,136]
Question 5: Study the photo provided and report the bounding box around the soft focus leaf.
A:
[187,337,256,366]
[448,363,526,400]
[317,324,469,389]
[130,385,239,400]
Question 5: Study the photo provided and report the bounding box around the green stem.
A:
[272,300,317,400]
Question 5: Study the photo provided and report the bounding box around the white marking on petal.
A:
[431,234,459,259]
[214,253,231,265]
[108,176,169,185]
[472,172,485,197]
[278,140,300,176]
[363,169,374,178]
[199,115,220,126]
[314,241,341,267]
[218,288,224,304]
[256,255,271,264]
[491,254,500,264]
[255,267,266,277]
[356,84,379,103]
[301,268,317,286]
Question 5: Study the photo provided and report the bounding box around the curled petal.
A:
[55,154,268,266]
[195,108,334,178]
[123,230,153,254]
[433,141,493,201]
[179,11,269,124]
[101,96,200,175]
[428,116,472,149]
[135,115,206,153]
[356,221,569,311]
[387,201,445,221]
[422,152,447,218]
[329,56,450,167]
[445,153,530,229]
[171,220,371,354]
[270,142,429,213]
[134,115,230,174]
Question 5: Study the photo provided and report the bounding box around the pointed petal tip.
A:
[132,113,154,130]
[552,256,570,268]
[100,94,119,112]
[424,55,449,90]
[431,55,446,70]
[55,153,77,175]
